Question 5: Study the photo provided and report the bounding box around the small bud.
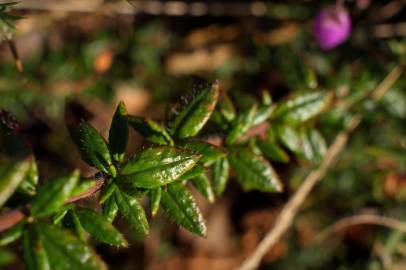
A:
[313,4,352,50]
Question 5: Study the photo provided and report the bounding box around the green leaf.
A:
[178,140,226,166]
[102,196,118,223]
[257,139,290,163]
[225,104,257,145]
[211,157,229,196]
[177,164,205,182]
[161,182,206,237]
[149,188,161,217]
[118,147,200,189]
[248,138,263,156]
[63,210,86,242]
[70,122,116,177]
[298,128,327,163]
[252,105,274,126]
[191,174,215,203]
[22,223,50,270]
[109,101,129,162]
[171,81,220,139]
[128,116,174,146]
[0,248,15,267]
[114,189,149,234]
[228,148,283,192]
[36,222,107,270]
[0,222,23,246]
[0,2,19,10]
[70,179,98,199]
[304,65,318,89]
[99,179,116,204]
[30,170,80,217]
[52,204,75,225]
[75,208,127,247]
[231,91,257,110]
[252,92,274,126]
[217,94,236,122]
[0,157,32,208]
[99,179,117,204]
[18,157,39,195]
[275,124,302,154]
[273,91,331,124]
[261,91,272,106]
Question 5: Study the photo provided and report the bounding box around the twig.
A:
[235,114,362,270]
[0,178,105,232]
[0,209,25,232]
[65,179,104,203]
[313,214,406,244]
[371,65,403,101]
[336,65,403,110]
[6,39,23,72]
[235,65,403,270]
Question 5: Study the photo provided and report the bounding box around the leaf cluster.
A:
[0,79,332,269]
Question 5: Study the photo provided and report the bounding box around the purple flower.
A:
[313,5,352,50]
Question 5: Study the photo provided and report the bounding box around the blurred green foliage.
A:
[0,0,405,269]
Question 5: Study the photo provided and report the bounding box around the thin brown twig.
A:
[235,65,403,270]
[65,180,104,203]
[0,209,25,232]
[313,214,406,244]
[0,178,105,232]
[235,114,362,270]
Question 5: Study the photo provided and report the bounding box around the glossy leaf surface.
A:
[275,124,302,154]
[161,183,207,237]
[52,204,75,225]
[299,128,327,162]
[217,94,236,122]
[128,116,173,146]
[70,179,98,199]
[99,179,116,204]
[177,164,205,182]
[64,210,86,242]
[31,170,79,217]
[109,101,129,162]
[257,139,290,163]
[102,196,118,223]
[228,148,283,192]
[114,189,149,234]
[178,140,225,166]
[18,157,39,195]
[72,122,116,177]
[225,104,257,145]
[191,174,215,203]
[212,157,229,196]
[172,81,220,139]
[76,208,127,247]
[0,158,31,208]
[36,222,107,270]
[273,91,330,124]
[149,188,161,217]
[119,147,200,189]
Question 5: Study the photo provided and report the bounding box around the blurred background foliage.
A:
[0,0,405,269]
